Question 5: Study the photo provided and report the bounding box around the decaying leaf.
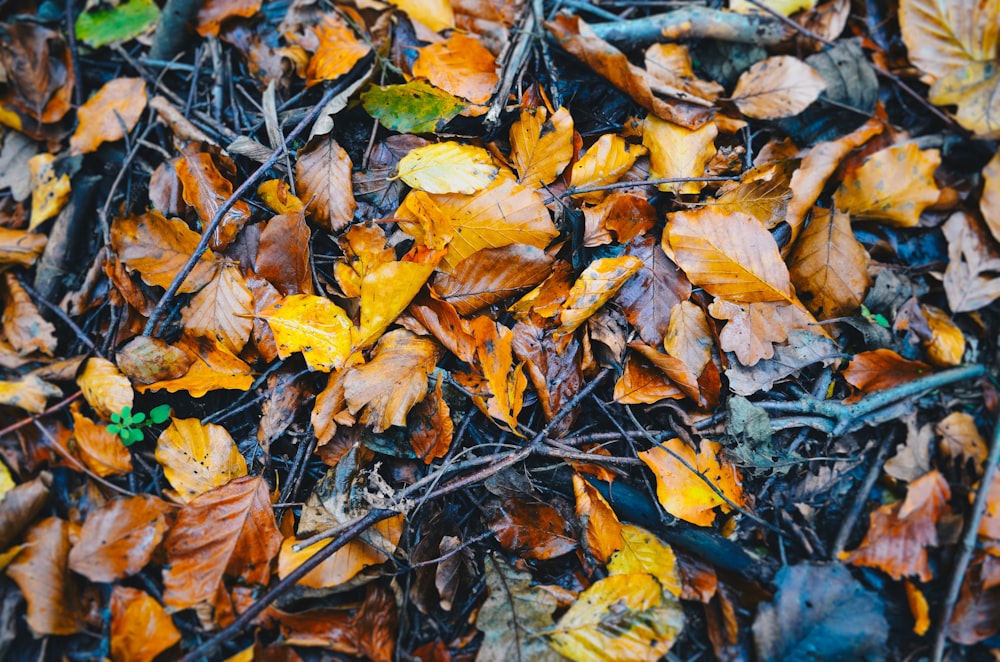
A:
[476,554,560,662]
[834,142,941,227]
[110,211,219,293]
[731,56,826,119]
[941,211,1000,313]
[5,517,80,635]
[180,262,254,354]
[69,77,146,155]
[155,418,248,502]
[573,473,623,564]
[176,151,251,250]
[557,256,642,337]
[297,135,356,232]
[843,349,933,393]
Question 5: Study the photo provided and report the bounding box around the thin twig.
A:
[555,175,739,199]
[32,420,135,497]
[932,410,1000,662]
[0,391,83,438]
[830,431,896,559]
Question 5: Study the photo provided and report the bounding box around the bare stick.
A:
[588,6,791,46]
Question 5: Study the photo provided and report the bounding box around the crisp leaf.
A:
[296,135,356,233]
[557,256,642,336]
[731,56,826,119]
[510,106,574,187]
[155,418,248,502]
[412,33,498,105]
[110,211,219,293]
[180,262,254,354]
[834,142,941,227]
[258,294,354,372]
[395,142,497,195]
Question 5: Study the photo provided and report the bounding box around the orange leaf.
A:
[180,262,254,354]
[570,134,647,202]
[573,473,623,564]
[135,333,254,397]
[921,304,965,367]
[509,106,574,187]
[842,349,932,393]
[666,208,795,304]
[258,294,354,372]
[2,272,56,356]
[905,580,931,636]
[5,517,80,635]
[162,476,282,610]
[0,227,47,267]
[110,586,182,662]
[409,377,453,464]
[70,404,132,477]
[176,152,251,250]
[471,317,526,434]
[639,438,744,526]
[844,470,951,581]
[344,330,441,433]
[310,367,355,445]
[644,43,723,106]
[69,77,146,155]
[196,0,261,37]
[557,256,642,336]
[630,341,701,403]
[730,56,826,119]
[936,412,988,468]
[68,494,173,582]
[711,160,795,230]
[297,135,356,232]
[278,517,404,589]
[431,244,554,316]
[642,115,717,194]
[833,142,941,227]
[256,210,313,296]
[488,497,578,560]
[77,357,133,420]
[155,418,247,502]
[406,293,477,364]
[304,13,372,87]
[582,190,656,247]
[385,0,453,32]
[110,211,219,293]
[412,33,498,105]
[613,354,684,405]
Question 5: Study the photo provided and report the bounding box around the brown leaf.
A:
[196,0,261,36]
[614,233,691,346]
[110,586,182,662]
[545,14,712,129]
[5,517,80,635]
[2,272,57,356]
[409,376,453,463]
[787,207,870,319]
[834,143,941,227]
[613,354,684,404]
[180,262,254,354]
[311,367,354,445]
[258,369,312,452]
[572,473,623,564]
[644,43,723,106]
[69,77,147,155]
[297,135,356,232]
[842,349,933,394]
[0,374,61,413]
[488,497,578,560]
[68,494,173,582]
[512,316,584,428]
[355,583,398,662]
[582,191,656,247]
[405,294,477,364]
[936,412,988,469]
[629,341,701,403]
[162,476,282,610]
[711,160,794,230]
[110,211,219,293]
[0,471,50,550]
[977,472,1000,540]
[256,211,314,296]
[664,301,713,378]
[844,470,951,581]
[116,335,194,385]
[136,332,254,397]
[0,22,74,134]
[432,244,554,315]
[176,151,252,250]
[942,211,1000,312]
[731,56,826,119]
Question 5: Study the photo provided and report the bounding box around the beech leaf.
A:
[258,294,355,372]
[731,56,826,119]
[395,142,497,195]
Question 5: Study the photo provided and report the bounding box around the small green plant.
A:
[107,404,172,446]
[861,304,890,328]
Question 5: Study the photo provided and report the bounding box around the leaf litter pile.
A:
[0,0,999,659]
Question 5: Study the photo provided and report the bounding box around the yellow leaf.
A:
[471,318,526,434]
[384,0,453,32]
[28,153,71,230]
[730,0,816,16]
[639,438,744,526]
[731,56,826,120]
[344,330,441,433]
[905,580,931,636]
[571,134,647,202]
[110,211,219,293]
[0,227,47,267]
[180,263,254,354]
[666,208,795,304]
[258,294,354,372]
[548,573,684,662]
[557,256,642,336]
[928,61,1000,137]
[257,179,304,214]
[358,260,435,348]
[69,77,147,155]
[510,106,574,187]
[663,301,712,378]
[78,357,133,420]
[0,460,12,499]
[921,304,965,367]
[607,524,682,598]
[395,141,498,195]
[0,375,61,414]
[834,143,941,227]
[155,418,247,503]
[644,43,723,106]
[643,116,717,194]
[572,474,623,564]
[787,207,870,319]
[278,516,403,588]
[135,333,253,397]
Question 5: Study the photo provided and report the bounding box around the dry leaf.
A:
[181,262,254,354]
[386,0,454,32]
[509,106,574,187]
[116,335,194,385]
[664,301,713,379]
[2,272,57,356]
[942,211,1000,313]
[0,374,61,413]
[70,405,132,477]
[258,294,355,372]
[176,151,251,250]
[643,115,717,194]
[0,227,47,267]
[843,349,933,393]
[557,256,642,337]
[489,497,578,560]
[981,151,1000,243]
[573,473,623,564]
[110,586,182,662]
[136,333,254,397]
[297,135,356,232]
[155,418,248,502]
[395,142,498,195]
[921,304,965,367]
[256,210,313,296]
[613,354,684,405]
[278,516,403,589]
[110,211,219,293]
[570,134,647,202]
[69,77,146,155]
[28,153,71,230]
[470,317,525,433]
[358,260,435,348]
[412,33,498,105]
[304,13,371,87]
[77,357,133,421]
[608,524,683,599]
[936,412,988,468]
[644,43,723,106]
[408,376,453,463]
[834,142,941,227]
[5,517,80,635]
[432,244,554,315]
[614,233,692,346]
[711,160,795,230]
[731,56,826,119]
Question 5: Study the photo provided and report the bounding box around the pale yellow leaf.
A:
[0,374,61,414]
[557,256,643,336]
[730,0,816,16]
[358,261,435,348]
[385,0,454,32]
[180,263,254,354]
[731,56,826,119]
[395,142,498,195]
[899,0,998,80]
[607,524,682,598]
[28,153,71,230]
[155,418,247,503]
[643,116,717,194]
[258,294,354,372]
[664,300,712,377]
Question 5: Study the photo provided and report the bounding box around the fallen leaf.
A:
[663,301,713,378]
[162,476,282,610]
[0,374,61,414]
[386,0,454,32]
[110,586,181,662]
[0,471,51,550]
[110,211,219,293]
[489,497,578,560]
[942,211,1000,313]
[905,580,931,636]
[258,294,355,372]
[77,357,133,421]
[5,517,80,635]
[395,142,497,195]
[412,33,497,105]
[70,405,132,477]
[843,349,933,393]
[557,256,642,336]
[643,116,717,195]
[977,472,1000,540]
[614,233,692,346]
[296,135,356,232]
[833,142,941,227]
[408,376,453,463]
[731,56,826,119]
[582,190,657,247]
[476,554,561,662]
[570,134,647,202]
[69,77,146,155]
[921,304,965,367]
[278,517,403,589]
[710,299,818,367]
[613,354,684,405]
[358,260,436,348]
[2,272,57,356]
[116,336,194,385]
[607,524,683,598]
[304,13,371,87]
[361,80,466,134]
[844,469,951,581]
[982,151,1000,243]
[731,0,816,15]
[0,227,47,267]
[181,262,254,354]
[196,0,260,36]
[510,106,574,187]
[573,473,623,564]
[936,412,988,469]
[155,418,248,502]
[639,438,744,526]
[75,0,160,48]
[470,317,526,433]
[548,573,684,662]
[787,207,870,319]
[710,160,795,229]
[255,210,313,296]
[28,153,71,230]
[644,43,723,106]
[432,244,554,315]
[136,333,254,397]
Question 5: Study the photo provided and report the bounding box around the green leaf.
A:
[106,423,121,435]
[75,0,160,49]
[110,411,122,424]
[149,404,172,424]
[361,81,466,134]
[122,428,143,447]
[131,411,146,425]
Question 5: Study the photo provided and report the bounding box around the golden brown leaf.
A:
[663,300,712,378]
[639,438,744,526]
[731,56,826,119]
[489,497,578,560]
[787,207,870,319]
[982,151,1000,243]
[511,316,584,428]
[471,317,526,433]
[304,13,371,87]
[644,43,723,106]
[69,77,146,155]
[5,517,80,635]
[77,357,133,420]
[110,586,181,662]
[412,33,498,105]
[608,524,682,599]
[432,244,554,315]
[110,211,219,293]
[70,405,132,477]
[629,342,701,403]
[570,134,647,202]
[842,349,933,394]
[278,515,403,588]
[409,377,453,463]
[162,476,282,610]
[256,210,313,296]
[115,335,194,385]
[0,374,61,414]
[358,260,435,348]
[2,272,56,355]
[557,256,642,337]
[844,470,951,581]
[666,209,795,304]
[614,233,692,346]
[834,143,941,227]
[297,135,356,232]
[582,191,656,247]
[28,153,70,230]
[711,160,794,229]
[978,472,1000,539]
[613,354,684,405]
[155,418,247,503]
[136,333,254,397]
[68,494,173,582]
[573,473,623,564]
[921,304,965,367]
[176,151,251,250]
[642,116,717,194]
[0,471,50,550]
[344,330,441,433]
[936,412,988,468]
[180,262,254,354]
[905,580,931,636]
[258,294,355,372]
[406,293,477,364]
[942,211,1000,313]
[509,106,574,187]
[0,227,47,267]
